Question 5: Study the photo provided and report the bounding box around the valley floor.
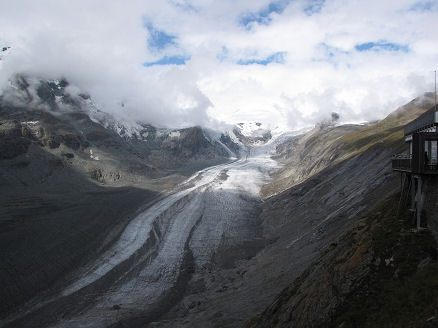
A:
[2,148,282,328]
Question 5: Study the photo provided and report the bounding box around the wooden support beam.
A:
[397,172,406,217]
[416,176,423,230]
[411,175,416,225]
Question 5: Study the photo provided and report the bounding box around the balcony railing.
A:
[425,160,438,172]
[392,153,412,172]
[392,154,438,174]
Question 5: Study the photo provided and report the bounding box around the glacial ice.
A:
[53,140,283,327]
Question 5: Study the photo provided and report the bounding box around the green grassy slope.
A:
[262,93,435,198]
[338,94,435,158]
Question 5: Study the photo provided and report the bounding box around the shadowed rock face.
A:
[0,122,31,159]
[220,134,242,155]
[0,75,234,187]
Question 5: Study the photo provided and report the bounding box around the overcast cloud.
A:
[0,0,437,130]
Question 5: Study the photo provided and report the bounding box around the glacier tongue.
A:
[36,141,282,328]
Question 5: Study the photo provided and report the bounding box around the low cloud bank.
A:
[0,1,436,131]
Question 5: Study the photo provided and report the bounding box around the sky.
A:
[0,0,437,130]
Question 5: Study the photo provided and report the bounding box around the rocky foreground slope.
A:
[246,195,438,328]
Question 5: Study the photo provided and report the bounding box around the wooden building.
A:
[392,105,438,228]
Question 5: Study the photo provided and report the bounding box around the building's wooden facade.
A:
[392,107,438,174]
[392,105,438,229]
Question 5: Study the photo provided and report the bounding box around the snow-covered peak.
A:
[235,122,268,137]
[232,122,272,146]
[233,122,293,142]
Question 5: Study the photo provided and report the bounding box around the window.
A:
[431,140,437,163]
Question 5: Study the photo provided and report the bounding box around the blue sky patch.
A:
[237,52,287,65]
[169,0,198,12]
[355,41,409,53]
[216,46,229,62]
[145,23,177,51]
[317,42,348,58]
[312,43,350,68]
[409,1,437,11]
[304,0,326,15]
[143,55,191,66]
[240,0,290,28]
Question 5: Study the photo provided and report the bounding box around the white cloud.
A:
[0,0,436,130]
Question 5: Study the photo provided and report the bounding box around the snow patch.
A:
[21,121,39,125]
[89,149,99,160]
[236,122,264,137]
[169,131,181,138]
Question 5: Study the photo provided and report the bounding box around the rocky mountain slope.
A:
[0,75,237,189]
[246,194,438,328]
[243,93,438,327]
[0,75,239,319]
[262,93,436,197]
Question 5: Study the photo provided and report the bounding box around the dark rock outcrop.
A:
[220,133,241,155]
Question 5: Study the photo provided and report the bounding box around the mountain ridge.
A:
[261,92,436,198]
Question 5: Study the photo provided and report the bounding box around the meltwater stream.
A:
[13,144,282,328]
